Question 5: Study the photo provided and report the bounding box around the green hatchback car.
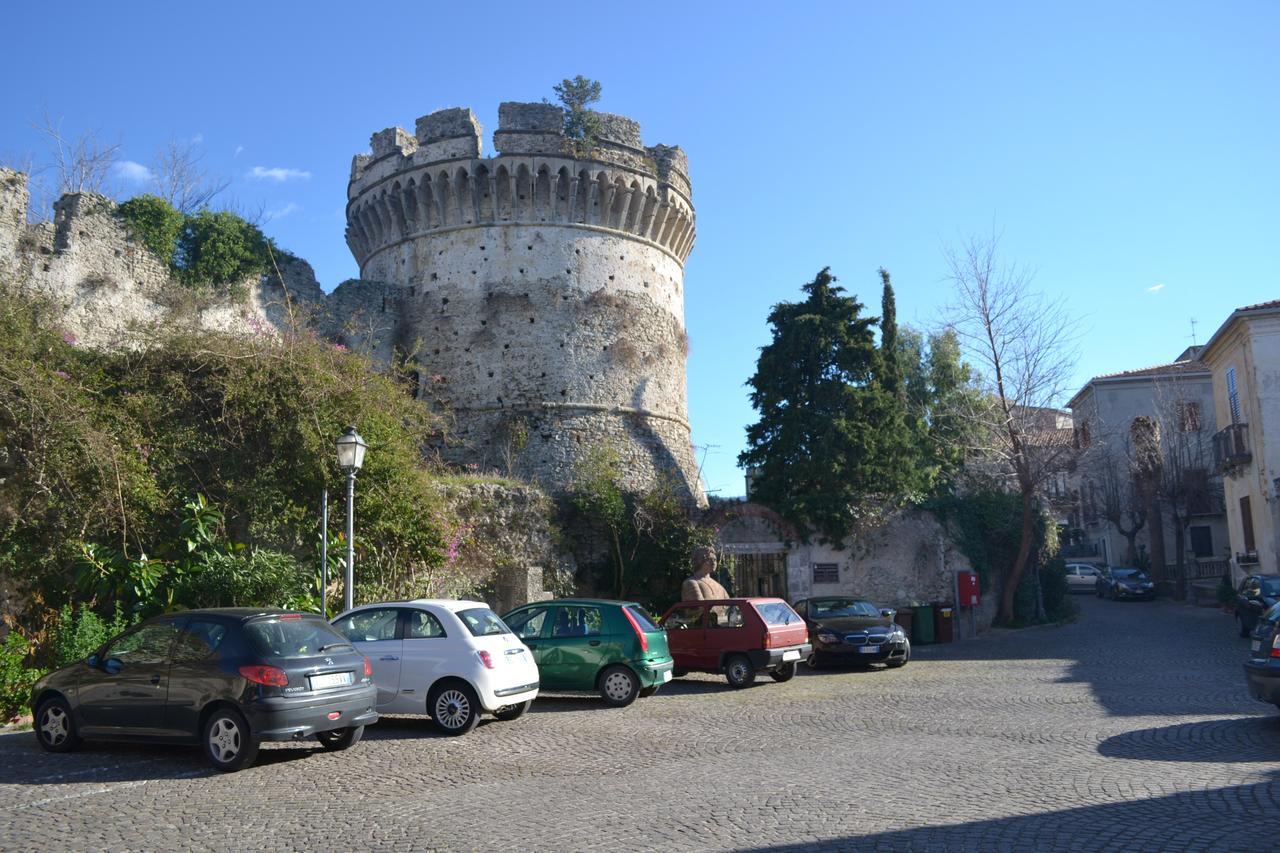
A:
[502,599,673,707]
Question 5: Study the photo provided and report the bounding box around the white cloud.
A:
[265,202,300,221]
[249,165,311,182]
[190,133,204,144]
[234,145,244,158]
[113,160,154,183]
[1147,283,1166,293]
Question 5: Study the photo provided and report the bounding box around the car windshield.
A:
[1262,578,1280,596]
[808,598,874,619]
[245,616,352,658]
[755,601,801,625]
[1112,569,1148,582]
[457,607,510,637]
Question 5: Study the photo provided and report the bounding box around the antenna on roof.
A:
[1189,318,1198,346]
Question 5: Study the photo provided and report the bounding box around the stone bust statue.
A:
[681,546,729,601]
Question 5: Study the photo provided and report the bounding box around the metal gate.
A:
[719,551,788,598]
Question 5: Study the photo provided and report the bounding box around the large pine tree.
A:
[739,268,924,543]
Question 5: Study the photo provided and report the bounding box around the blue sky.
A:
[3,2,1277,497]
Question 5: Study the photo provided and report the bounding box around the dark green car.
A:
[502,599,673,706]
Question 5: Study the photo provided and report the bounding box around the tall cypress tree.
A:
[879,267,900,397]
[739,268,923,543]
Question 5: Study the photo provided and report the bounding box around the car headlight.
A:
[817,632,840,644]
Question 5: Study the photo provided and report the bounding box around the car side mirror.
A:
[103,657,123,675]
[86,654,99,668]
[881,608,896,619]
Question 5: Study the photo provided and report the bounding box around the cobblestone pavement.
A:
[2,595,1277,851]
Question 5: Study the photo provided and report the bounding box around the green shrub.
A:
[173,549,315,610]
[117,195,183,265]
[52,604,136,668]
[1040,558,1073,621]
[1217,574,1236,607]
[175,209,271,287]
[0,632,40,722]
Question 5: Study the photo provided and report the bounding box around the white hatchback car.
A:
[1065,563,1101,592]
[331,600,539,736]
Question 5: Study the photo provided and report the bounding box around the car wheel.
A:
[598,665,640,707]
[429,682,481,736]
[493,700,532,721]
[203,707,259,772]
[771,661,797,682]
[34,696,81,753]
[885,640,911,669]
[671,668,688,679]
[638,685,661,698]
[316,725,364,751]
[805,652,823,670]
[724,654,756,689]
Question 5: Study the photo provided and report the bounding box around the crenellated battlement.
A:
[345,103,694,272]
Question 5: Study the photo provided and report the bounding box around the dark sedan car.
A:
[1235,574,1280,637]
[1095,567,1155,600]
[1244,601,1280,711]
[792,597,909,669]
[30,608,378,772]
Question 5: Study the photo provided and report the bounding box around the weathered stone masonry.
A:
[344,102,705,506]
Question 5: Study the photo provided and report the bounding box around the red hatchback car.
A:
[657,598,812,688]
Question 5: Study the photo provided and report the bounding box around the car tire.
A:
[429,682,481,736]
[34,695,81,753]
[885,640,911,669]
[1237,613,1250,638]
[638,685,661,698]
[771,661,797,682]
[598,665,640,707]
[724,654,756,689]
[805,653,823,670]
[671,668,688,679]
[316,725,364,751]
[203,707,259,772]
[493,700,532,721]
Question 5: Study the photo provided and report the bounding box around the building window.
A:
[1177,401,1201,432]
[812,563,838,584]
[1189,526,1213,558]
[1226,367,1241,424]
[1240,495,1256,553]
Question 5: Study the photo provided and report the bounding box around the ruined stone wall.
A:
[344,103,704,505]
[0,168,327,348]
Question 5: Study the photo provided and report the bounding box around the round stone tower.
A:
[345,102,704,506]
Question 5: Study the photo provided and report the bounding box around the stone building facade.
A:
[342,103,704,506]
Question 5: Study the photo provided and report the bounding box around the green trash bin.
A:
[912,604,935,645]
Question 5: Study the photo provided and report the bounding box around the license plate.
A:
[309,671,354,690]
[782,649,801,662]
[858,646,878,654]
[661,669,672,682]
[1252,640,1261,652]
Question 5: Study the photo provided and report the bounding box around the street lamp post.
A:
[335,426,368,612]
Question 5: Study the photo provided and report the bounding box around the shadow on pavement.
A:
[737,772,1280,852]
[1098,715,1280,763]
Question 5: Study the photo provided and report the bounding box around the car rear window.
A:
[1263,578,1280,596]
[457,608,510,637]
[625,605,660,632]
[246,616,352,658]
[755,601,802,626]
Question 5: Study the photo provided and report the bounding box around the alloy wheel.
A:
[435,689,471,730]
[208,717,242,764]
[39,705,69,747]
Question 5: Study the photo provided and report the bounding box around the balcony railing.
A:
[1237,551,1260,566]
[1213,422,1251,474]
[1060,542,1100,559]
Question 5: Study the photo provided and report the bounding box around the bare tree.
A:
[945,234,1079,624]
[33,112,119,196]
[1087,442,1146,564]
[1129,415,1166,578]
[151,137,229,213]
